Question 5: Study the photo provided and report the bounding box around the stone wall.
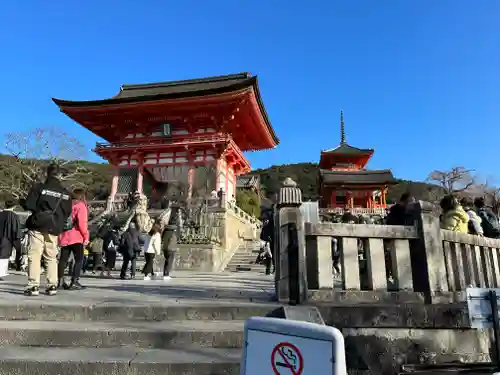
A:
[174,244,224,272]
[310,303,492,374]
[174,205,260,272]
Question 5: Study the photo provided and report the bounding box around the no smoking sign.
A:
[271,342,304,375]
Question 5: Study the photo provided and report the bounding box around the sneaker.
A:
[69,280,86,290]
[46,285,57,296]
[163,276,172,281]
[24,286,40,296]
[143,275,151,281]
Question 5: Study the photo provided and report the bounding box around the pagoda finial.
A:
[340,109,346,144]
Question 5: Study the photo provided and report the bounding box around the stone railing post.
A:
[408,200,448,303]
[274,177,308,305]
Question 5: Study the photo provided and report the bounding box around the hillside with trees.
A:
[250,163,446,204]
[1,127,496,212]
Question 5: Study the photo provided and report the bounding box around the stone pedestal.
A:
[274,178,308,305]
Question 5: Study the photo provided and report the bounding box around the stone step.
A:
[229,253,257,259]
[228,257,264,263]
[0,346,371,375]
[227,264,267,271]
[0,320,244,348]
[0,302,276,322]
[0,346,241,375]
[236,248,260,254]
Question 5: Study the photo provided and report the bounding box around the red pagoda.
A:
[318,111,396,212]
[53,73,279,203]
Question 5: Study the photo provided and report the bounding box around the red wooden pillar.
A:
[187,165,195,200]
[186,150,196,200]
[110,165,119,199]
[136,165,144,193]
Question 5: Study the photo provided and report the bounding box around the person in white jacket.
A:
[142,223,162,280]
[460,197,484,236]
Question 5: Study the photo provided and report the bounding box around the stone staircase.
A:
[0,272,484,375]
[225,239,265,273]
[0,299,266,374]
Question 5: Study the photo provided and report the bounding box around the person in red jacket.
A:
[58,189,89,290]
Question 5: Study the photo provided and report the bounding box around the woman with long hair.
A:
[142,223,162,280]
[58,188,89,290]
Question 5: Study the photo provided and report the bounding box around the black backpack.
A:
[479,208,500,238]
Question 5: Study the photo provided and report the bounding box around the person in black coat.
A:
[22,164,72,296]
[119,222,141,279]
[260,217,275,275]
[0,200,21,279]
[386,193,413,226]
[102,225,120,276]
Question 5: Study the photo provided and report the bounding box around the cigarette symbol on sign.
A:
[271,342,304,375]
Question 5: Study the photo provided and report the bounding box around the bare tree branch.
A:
[0,127,92,200]
[427,166,476,194]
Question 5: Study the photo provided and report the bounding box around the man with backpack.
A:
[22,164,72,296]
[474,197,500,239]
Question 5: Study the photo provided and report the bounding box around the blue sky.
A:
[0,1,499,183]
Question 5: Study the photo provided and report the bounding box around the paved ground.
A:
[0,270,276,307]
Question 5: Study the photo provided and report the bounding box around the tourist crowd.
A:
[0,164,178,297]
[386,193,500,238]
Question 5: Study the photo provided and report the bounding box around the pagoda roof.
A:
[321,111,374,156]
[52,72,279,148]
[54,73,255,106]
[321,143,374,155]
[319,169,396,185]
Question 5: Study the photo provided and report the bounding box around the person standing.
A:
[161,223,177,280]
[142,223,162,280]
[386,193,414,226]
[22,164,72,296]
[260,218,274,275]
[101,224,120,277]
[474,197,500,238]
[119,222,141,280]
[0,200,21,279]
[57,189,89,290]
[440,195,469,233]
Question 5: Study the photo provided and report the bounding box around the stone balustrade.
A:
[302,220,500,302]
[274,177,500,305]
[441,230,500,291]
[319,207,388,216]
[225,200,261,228]
[305,222,417,291]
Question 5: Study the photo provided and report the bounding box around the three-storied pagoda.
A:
[53,73,279,204]
[319,111,396,211]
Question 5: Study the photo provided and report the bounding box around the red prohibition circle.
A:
[271,341,304,375]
